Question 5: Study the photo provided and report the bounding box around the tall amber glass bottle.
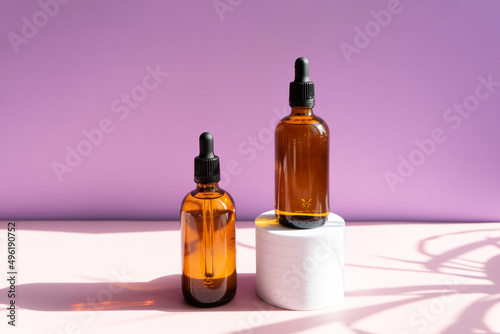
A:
[275,57,329,229]
[181,132,236,307]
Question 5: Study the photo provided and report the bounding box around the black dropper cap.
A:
[289,57,315,107]
[194,132,220,184]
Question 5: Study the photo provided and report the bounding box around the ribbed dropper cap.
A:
[194,132,220,184]
[289,57,315,107]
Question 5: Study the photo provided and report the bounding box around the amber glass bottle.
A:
[181,132,236,307]
[275,57,329,229]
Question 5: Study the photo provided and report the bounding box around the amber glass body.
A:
[275,106,329,228]
[181,182,236,307]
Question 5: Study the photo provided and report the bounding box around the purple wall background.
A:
[1,0,499,221]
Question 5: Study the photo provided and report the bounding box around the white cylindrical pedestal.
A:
[255,210,345,310]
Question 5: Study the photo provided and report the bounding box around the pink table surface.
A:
[1,220,499,334]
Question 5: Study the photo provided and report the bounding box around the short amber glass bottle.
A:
[275,58,330,228]
[181,132,236,307]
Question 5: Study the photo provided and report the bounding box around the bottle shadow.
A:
[0,273,278,313]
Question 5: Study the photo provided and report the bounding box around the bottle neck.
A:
[195,182,221,193]
[290,106,314,116]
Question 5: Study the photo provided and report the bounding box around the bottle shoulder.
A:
[181,189,235,212]
[219,188,235,205]
[277,114,329,128]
